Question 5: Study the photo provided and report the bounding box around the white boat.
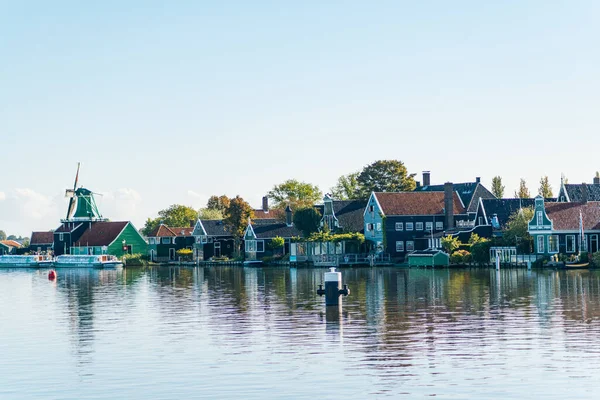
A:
[54,254,123,268]
[0,255,54,267]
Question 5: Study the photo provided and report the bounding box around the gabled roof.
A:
[415,182,495,213]
[479,198,537,228]
[0,240,22,248]
[200,220,233,237]
[54,223,83,233]
[252,209,284,219]
[74,221,129,247]
[251,222,301,239]
[316,199,367,233]
[564,184,600,202]
[545,202,600,231]
[148,224,176,237]
[374,192,465,216]
[30,231,54,245]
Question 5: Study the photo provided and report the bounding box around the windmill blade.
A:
[73,162,80,190]
[66,162,81,219]
[65,189,75,198]
[91,191,104,197]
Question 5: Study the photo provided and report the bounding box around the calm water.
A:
[2,266,600,399]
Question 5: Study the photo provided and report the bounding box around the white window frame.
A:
[416,222,423,231]
[59,233,64,241]
[367,223,374,231]
[245,240,256,252]
[566,235,576,253]
[436,221,443,231]
[537,235,545,254]
[395,241,404,252]
[376,223,382,231]
[406,222,414,231]
[425,222,433,231]
[161,237,171,244]
[537,211,543,226]
[406,241,415,252]
[368,205,374,213]
[256,240,265,252]
[548,235,559,253]
[201,236,208,244]
[478,217,483,226]
[395,222,403,231]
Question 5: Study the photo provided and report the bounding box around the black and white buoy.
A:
[317,267,349,306]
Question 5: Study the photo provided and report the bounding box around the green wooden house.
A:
[408,249,449,267]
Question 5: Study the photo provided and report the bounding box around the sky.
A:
[1,0,599,237]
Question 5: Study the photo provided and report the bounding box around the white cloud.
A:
[97,188,143,223]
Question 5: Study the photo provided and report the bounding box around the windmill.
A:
[63,163,106,222]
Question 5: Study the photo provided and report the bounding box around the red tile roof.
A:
[30,231,54,245]
[253,209,284,219]
[374,192,465,216]
[148,224,194,237]
[545,202,600,230]
[0,240,22,248]
[75,221,128,247]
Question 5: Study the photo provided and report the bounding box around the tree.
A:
[331,172,363,200]
[491,176,505,198]
[7,235,17,240]
[441,236,461,254]
[292,207,322,237]
[268,179,322,210]
[268,236,285,252]
[514,178,530,199]
[198,208,224,220]
[141,204,198,236]
[206,195,230,213]
[356,160,416,195]
[223,196,254,238]
[503,207,534,253]
[0,230,5,241]
[538,176,553,198]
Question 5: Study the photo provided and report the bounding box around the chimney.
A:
[423,171,431,187]
[416,181,421,188]
[594,175,600,185]
[444,182,454,229]
[262,196,269,212]
[476,177,481,184]
[582,183,588,203]
[285,204,293,226]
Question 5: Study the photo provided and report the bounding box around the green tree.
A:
[268,236,285,250]
[514,178,530,199]
[538,176,553,198]
[491,176,505,198]
[206,195,230,213]
[268,179,322,210]
[331,172,363,200]
[292,207,322,237]
[503,207,534,253]
[7,235,17,240]
[198,208,224,220]
[224,196,254,238]
[22,238,30,247]
[141,204,198,236]
[0,230,5,241]
[441,236,461,253]
[357,160,416,195]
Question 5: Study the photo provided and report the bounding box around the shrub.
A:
[580,251,589,263]
[442,236,461,253]
[176,248,193,261]
[470,240,491,265]
[123,253,148,266]
[450,250,471,264]
[591,252,600,267]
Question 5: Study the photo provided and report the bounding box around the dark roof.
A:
[252,223,301,239]
[545,202,600,230]
[415,182,495,212]
[200,220,233,236]
[375,192,465,216]
[480,198,537,228]
[317,200,368,233]
[30,231,54,245]
[75,221,128,247]
[564,184,600,202]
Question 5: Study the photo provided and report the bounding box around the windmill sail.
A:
[65,162,81,220]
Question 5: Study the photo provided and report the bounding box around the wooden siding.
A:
[107,223,148,256]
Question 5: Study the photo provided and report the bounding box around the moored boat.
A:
[55,254,123,268]
[564,262,590,270]
[0,255,54,267]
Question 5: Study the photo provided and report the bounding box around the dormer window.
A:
[537,211,543,225]
[368,205,374,213]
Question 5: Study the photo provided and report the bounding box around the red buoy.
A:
[48,270,56,280]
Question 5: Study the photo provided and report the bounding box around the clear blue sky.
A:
[1,1,599,236]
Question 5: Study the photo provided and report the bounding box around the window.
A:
[256,240,265,252]
[201,236,208,244]
[396,241,404,252]
[161,237,171,244]
[416,222,423,231]
[560,196,565,202]
[425,222,433,231]
[395,222,403,231]
[478,217,483,226]
[368,205,374,213]
[406,222,414,231]
[548,235,559,253]
[376,223,382,231]
[367,223,374,231]
[537,236,545,253]
[566,235,576,253]
[436,222,443,230]
[537,211,543,225]
[406,241,415,252]
[59,233,64,241]
[245,240,256,252]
